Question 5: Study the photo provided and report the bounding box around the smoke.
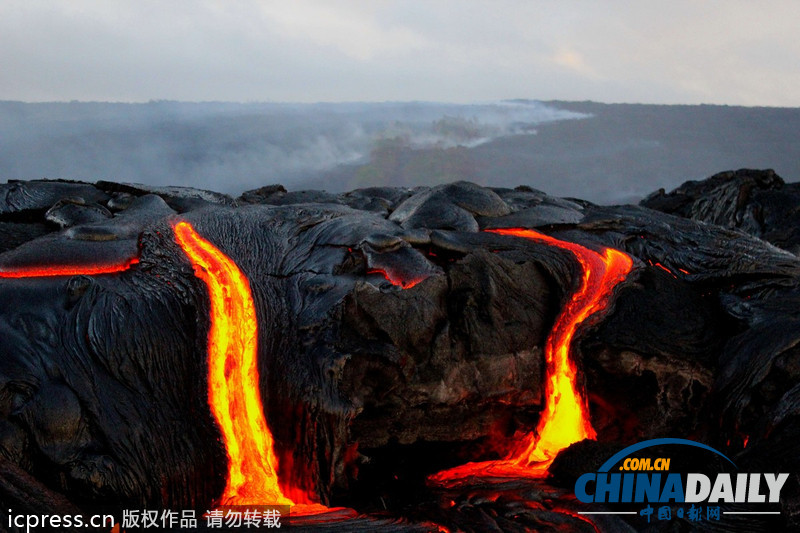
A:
[0,100,587,196]
[5,100,796,205]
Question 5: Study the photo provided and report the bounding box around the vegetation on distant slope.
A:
[349,136,478,189]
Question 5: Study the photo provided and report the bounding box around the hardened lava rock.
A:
[641,168,800,254]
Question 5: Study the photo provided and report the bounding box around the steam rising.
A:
[3,100,798,205]
[0,100,586,196]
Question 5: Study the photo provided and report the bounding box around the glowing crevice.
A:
[367,268,424,289]
[649,260,677,278]
[0,257,139,278]
[431,228,633,483]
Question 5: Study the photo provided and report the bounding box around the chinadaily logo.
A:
[573,438,788,524]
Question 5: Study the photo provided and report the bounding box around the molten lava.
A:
[0,257,139,278]
[367,268,424,289]
[174,222,332,515]
[173,221,295,506]
[1,223,329,511]
[431,228,633,482]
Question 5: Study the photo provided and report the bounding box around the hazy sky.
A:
[2,1,799,105]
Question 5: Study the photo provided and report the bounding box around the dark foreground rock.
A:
[0,174,798,532]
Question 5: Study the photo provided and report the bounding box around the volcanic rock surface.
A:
[0,172,798,532]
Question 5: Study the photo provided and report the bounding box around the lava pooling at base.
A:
[431,228,634,483]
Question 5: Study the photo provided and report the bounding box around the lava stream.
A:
[174,222,330,514]
[0,223,327,512]
[174,221,296,506]
[0,257,139,278]
[431,228,633,482]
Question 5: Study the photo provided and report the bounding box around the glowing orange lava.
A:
[367,268,424,289]
[1,225,333,514]
[0,257,139,278]
[431,228,633,482]
[174,222,331,515]
[174,221,295,506]
[649,260,677,278]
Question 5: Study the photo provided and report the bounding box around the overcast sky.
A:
[2,0,799,106]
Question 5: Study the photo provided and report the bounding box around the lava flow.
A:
[0,257,139,278]
[1,222,328,512]
[431,228,633,483]
[173,221,296,506]
[174,221,332,515]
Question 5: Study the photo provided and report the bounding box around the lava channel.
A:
[430,228,633,483]
[174,221,331,515]
[0,257,139,278]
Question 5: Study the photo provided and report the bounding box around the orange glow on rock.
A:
[174,222,332,515]
[648,260,677,278]
[0,257,139,278]
[431,228,633,482]
[367,268,424,289]
[173,221,294,507]
[498,228,633,468]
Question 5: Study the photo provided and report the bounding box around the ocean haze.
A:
[1,100,799,204]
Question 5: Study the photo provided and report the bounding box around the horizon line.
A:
[1,98,799,110]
